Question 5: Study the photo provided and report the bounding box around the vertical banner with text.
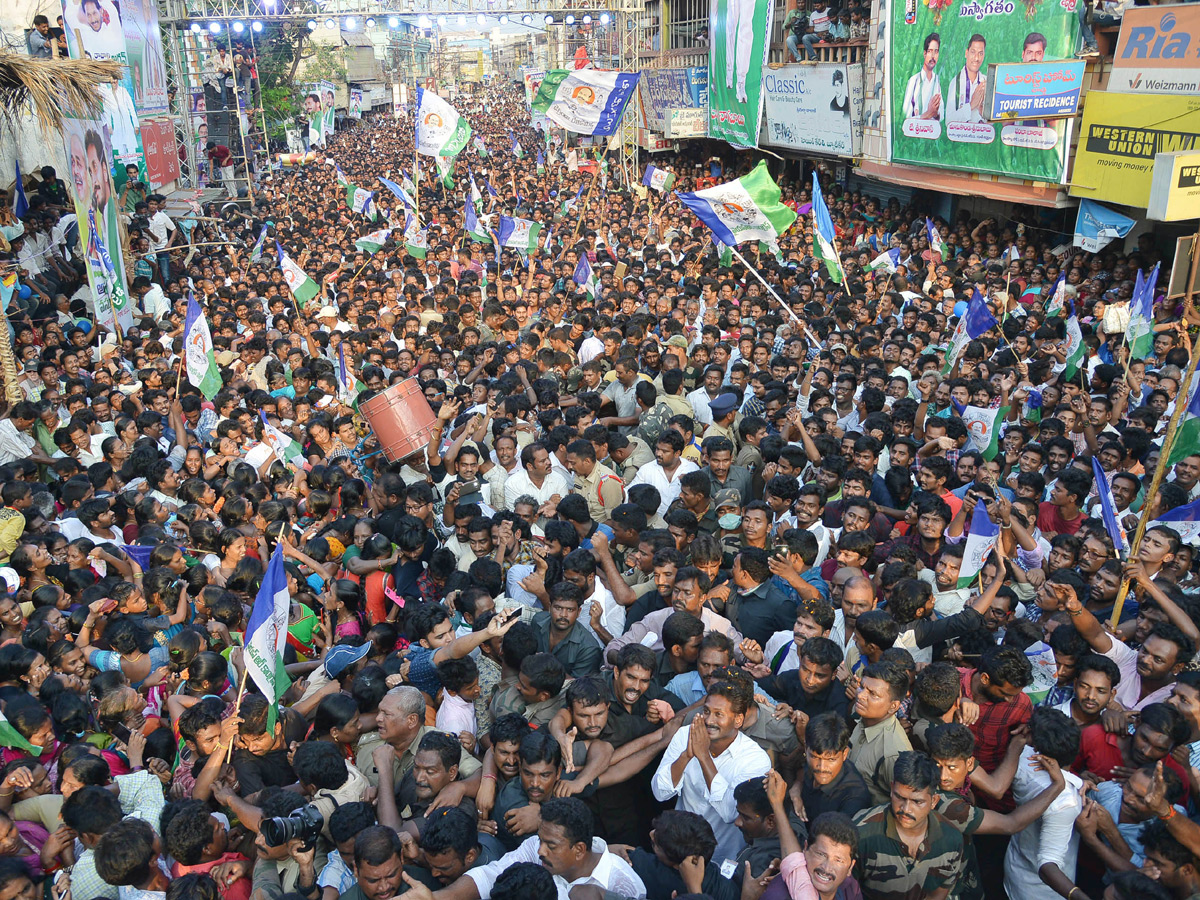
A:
[709,0,774,148]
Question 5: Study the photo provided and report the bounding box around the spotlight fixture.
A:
[521,13,532,23]
[324,17,335,28]
[189,22,201,32]
[436,15,446,26]
[457,15,466,25]
[582,14,592,23]
[251,19,263,30]
[388,15,399,26]
[544,14,553,23]
[418,14,431,27]
[307,18,317,29]
[476,14,485,24]
[499,14,508,23]
[208,21,221,32]
[599,12,610,23]
[364,16,375,27]
[344,15,356,28]
[232,20,244,31]
[565,14,574,24]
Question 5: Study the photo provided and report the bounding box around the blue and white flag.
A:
[958,500,1001,589]
[926,217,945,263]
[676,162,796,250]
[1074,199,1136,254]
[573,254,596,297]
[1152,497,1200,545]
[530,69,641,136]
[13,162,28,219]
[868,248,901,274]
[244,543,293,728]
[497,216,542,253]
[643,165,676,193]
[812,173,844,284]
[1092,457,1129,553]
[464,199,490,243]
[378,176,416,211]
[184,292,222,399]
[250,224,269,261]
[943,288,998,374]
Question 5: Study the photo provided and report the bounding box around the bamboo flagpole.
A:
[571,171,602,243]
[1109,230,1200,628]
[728,246,823,348]
[225,668,250,764]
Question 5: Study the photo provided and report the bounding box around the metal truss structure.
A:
[155,0,643,193]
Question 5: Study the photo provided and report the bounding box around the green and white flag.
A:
[259,411,306,469]
[355,228,392,254]
[957,403,1009,461]
[642,164,676,193]
[469,173,483,211]
[276,243,319,308]
[415,88,472,158]
[436,155,455,189]
[347,185,376,220]
[958,501,1001,589]
[714,238,733,268]
[404,216,428,259]
[0,710,41,757]
[473,136,489,157]
[1063,310,1086,380]
[1169,379,1200,468]
[497,216,541,253]
[530,69,640,136]
[464,200,491,244]
[184,294,222,400]
[675,161,797,249]
[244,543,293,729]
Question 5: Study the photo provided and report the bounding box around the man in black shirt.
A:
[756,637,850,720]
[798,711,872,820]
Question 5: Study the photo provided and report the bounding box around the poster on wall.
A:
[63,119,133,331]
[61,0,146,180]
[119,0,168,114]
[321,80,337,136]
[889,0,1076,180]
[1070,92,1200,208]
[640,68,708,133]
[141,120,180,188]
[708,0,774,148]
[763,64,864,156]
[349,89,363,119]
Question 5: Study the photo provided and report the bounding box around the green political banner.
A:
[708,0,775,149]
[889,0,1076,180]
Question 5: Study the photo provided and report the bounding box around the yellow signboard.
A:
[1070,92,1200,209]
[1148,151,1200,221]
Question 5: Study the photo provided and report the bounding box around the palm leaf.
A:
[0,51,123,134]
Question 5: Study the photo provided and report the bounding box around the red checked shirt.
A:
[959,667,1033,811]
[1071,724,1191,806]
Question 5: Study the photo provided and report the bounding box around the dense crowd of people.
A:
[0,76,1197,900]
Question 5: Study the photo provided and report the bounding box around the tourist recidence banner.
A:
[889,0,1076,180]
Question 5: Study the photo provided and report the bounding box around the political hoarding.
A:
[522,70,550,131]
[889,0,1076,181]
[984,60,1085,120]
[61,0,146,179]
[639,67,708,133]
[666,108,708,139]
[1070,92,1200,209]
[349,89,363,119]
[119,0,169,115]
[140,119,180,189]
[1111,6,1200,95]
[708,0,774,149]
[762,64,864,157]
[62,117,134,332]
[1148,151,1200,221]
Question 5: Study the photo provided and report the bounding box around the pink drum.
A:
[359,378,438,463]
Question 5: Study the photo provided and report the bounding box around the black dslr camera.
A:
[259,804,324,848]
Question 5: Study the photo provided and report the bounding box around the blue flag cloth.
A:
[122,545,155,570]
[1074,199,1136,253]
[1091,457,1128,553]
[13,162,27,219]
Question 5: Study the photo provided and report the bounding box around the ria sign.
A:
[1111,6,1200,94]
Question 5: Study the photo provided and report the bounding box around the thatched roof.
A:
[0,51,123,134]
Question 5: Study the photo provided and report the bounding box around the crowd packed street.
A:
[0,74,1197,900]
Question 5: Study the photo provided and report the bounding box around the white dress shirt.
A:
[467,835,646,899]
[503,468,571,512]
[652,725,772,866]
[628,458,700,517]
[1003,746,1084,900]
